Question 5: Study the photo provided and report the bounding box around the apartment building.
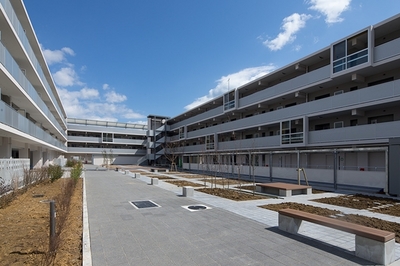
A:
[66,118,147,165]
[165,14,400,196]
[1,0,399,196]
[0,0,67,185]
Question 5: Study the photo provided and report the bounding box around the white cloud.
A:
[42,46,75,65]
[263,13,312,51]
[80,87,99,99]
[308,0,351,24]
[105,91,127,103]
[58,87,145,121]
[53,67,82,87]
[102,84,110,90]
[184,65,276,110]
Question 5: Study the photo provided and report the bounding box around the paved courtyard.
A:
[83,167,400,266]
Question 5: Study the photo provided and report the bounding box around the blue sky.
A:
[24,0,400,124]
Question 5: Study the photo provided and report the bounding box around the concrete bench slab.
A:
[256,182,311,197]
[278,208,395,265]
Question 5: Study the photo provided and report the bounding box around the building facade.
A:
[165,14,400,195]
[1,0,399,196]
[66,118,147,166]
[0,0,67,186]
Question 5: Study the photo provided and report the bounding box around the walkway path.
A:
[84,167,400,266]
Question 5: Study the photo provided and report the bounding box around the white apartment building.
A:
[0,0,67,185]
[165,14,400,196]
[66,118,147,165]
[0,0,399,196]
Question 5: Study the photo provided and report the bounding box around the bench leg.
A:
[182,186,194,197]
[279,214,303,234]
[355,236,395,265]
[279,189,292,197]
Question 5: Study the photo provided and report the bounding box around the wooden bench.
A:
[256,182,311,197]
[278,208,396,265]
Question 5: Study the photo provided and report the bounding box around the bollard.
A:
[49,200,56,251]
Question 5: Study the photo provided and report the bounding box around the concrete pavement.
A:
[83,167,400,266]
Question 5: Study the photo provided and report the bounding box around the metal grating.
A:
[182,204,211,212]
[129,200,160,209]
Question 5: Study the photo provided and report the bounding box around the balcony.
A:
[0,0,66,123]
[309,120,400,145]
[0,41,66,139]
[67,147,146,155]
[0,101,66,150]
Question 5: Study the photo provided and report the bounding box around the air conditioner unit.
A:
[295,91,305,98]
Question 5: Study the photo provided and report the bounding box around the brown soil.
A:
[260,201,400,243]
[240,185,329,195]
[197,188,268,201]
[313,194,400,216]
[145,174,176,180]
[164,180,205,187]
[0,178,82,265]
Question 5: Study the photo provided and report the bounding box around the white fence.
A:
[0,159,30,189]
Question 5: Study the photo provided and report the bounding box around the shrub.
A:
[48,165,64,183]
[70,161,83,182]
[65,159,79,168]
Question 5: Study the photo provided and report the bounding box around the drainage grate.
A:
[129,200,160,209]
[188,205,207,210]
[182,204,211,212]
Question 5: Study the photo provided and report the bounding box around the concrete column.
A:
[32,146,43,169]
[19,143,29,158]
[0,137,12,158]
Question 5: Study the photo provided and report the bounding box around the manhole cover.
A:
[129,200,160,209]
[182,204,211,212]
[188,205,207,210]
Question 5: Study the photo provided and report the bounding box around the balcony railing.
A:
[333,48,368,73]
[0,101,66,150]
[0,41,66,138]
[0,0,65,123]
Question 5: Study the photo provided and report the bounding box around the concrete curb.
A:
[82,174,92,266]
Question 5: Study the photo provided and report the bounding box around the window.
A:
[334,121,344,128]
[285,102,297,108]
[223,91,235,111]
[332,31,369,74]
[205,135,215,150]
[368,114,394,124]
[315,93,330,100]
[102,133,113,142]
[367,77,394,87]
[281,118,304,145]
[334,90,344,95]
[315,123,330,131]
[179,127,185,139]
